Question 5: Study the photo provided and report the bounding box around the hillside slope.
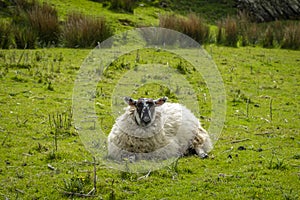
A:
[0,0,237,29]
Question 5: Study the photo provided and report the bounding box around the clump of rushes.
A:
[11,0,60,48]
[180,13,210,44]
[0,21,14,49]
[282,21,300,50]
[217,16,239,47]
[159,13,210,45]
[27,1,60,46]
[262,25,274,48]
[63,12,113,48]
[223,16,238,47]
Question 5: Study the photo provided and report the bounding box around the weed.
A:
[0,21,14,49]
[48,109,73,152]
[10,0,60,48]
[216,14,300,49]
[223,16,238,47]
[34,51,44,62]
[231,89,248,105]
[262,25,274,48]
[171,157,180,174]
[60,159,98,198]
[27,1,60,46]
[34,143,49,153]
[273,21,285,46]
[63,12,113,48]
[269,98,273,122]
[108,179,116,200]
[247,23,260,46]
[159,13,179,30]
[159,13,210,45]
[268,155,288,170]
[282,22,300,50]
[62,176,89,194]
[237,12,250,46]
[236,11,261,47]
[13,25,38,49]
[181,13,210,45]
[16,169,25,179]
[216,20,224,45]
[49,109,73,132]
[246,97,250,118]
[46,80,54,91]
[46,151,62,161]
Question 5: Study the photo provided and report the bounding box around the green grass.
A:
[0,46,299,199]
[0,0,299,199]
[169,0,236,23]
[44,0,237,30]
[2,0,236,33]
[45,0,164,32]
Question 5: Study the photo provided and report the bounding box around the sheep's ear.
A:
[154,97,168,106]
[124,97,136,106]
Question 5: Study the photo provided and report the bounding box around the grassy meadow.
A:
[0,0,299,199]
[0,45,299,199]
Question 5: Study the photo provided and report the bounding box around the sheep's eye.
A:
[146,102,154,106]
[136,102,144,109]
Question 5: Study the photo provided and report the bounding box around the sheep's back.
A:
[158,103,200,152]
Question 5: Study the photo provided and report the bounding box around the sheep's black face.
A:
[125,97,167,127]
[136,98,155,126]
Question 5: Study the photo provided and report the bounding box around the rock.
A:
[236,0,300,22]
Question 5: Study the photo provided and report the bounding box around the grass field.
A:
[0,0,299,199]
[1,0,236,33]
[45,0,164,31]
[0,44,299,199]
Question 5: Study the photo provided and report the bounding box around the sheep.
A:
[107,97,212,162]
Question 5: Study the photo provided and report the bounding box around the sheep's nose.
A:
[143,116,151,122]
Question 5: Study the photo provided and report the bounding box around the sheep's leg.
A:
[192,127,212,159]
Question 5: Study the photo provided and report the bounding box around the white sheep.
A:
[107,97,212,162]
